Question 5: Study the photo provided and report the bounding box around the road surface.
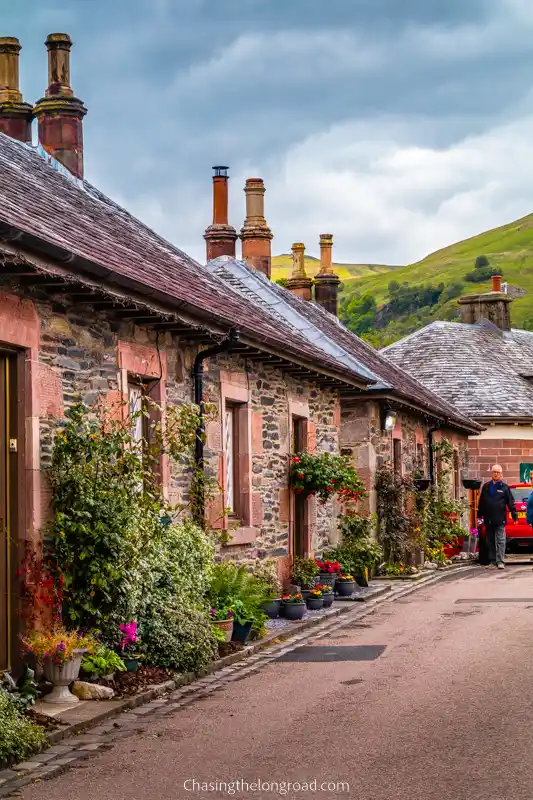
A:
[21,565,533,800]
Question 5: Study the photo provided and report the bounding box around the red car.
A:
[479,483,533,552]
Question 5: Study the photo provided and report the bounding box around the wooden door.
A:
[0,353,18,673]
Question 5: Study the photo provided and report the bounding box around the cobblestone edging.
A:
[0,565,480,797]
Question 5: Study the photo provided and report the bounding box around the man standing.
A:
[478,464,517,569]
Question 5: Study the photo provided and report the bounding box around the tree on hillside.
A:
[475,255,490,269]
[341,293,378,336]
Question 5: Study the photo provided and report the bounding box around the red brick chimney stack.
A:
[204,166,238,261]
[33,33,87,179]
[286,243,313,301]
[240,178,273,277]
[0,37,33,142]
[314,233,341,316]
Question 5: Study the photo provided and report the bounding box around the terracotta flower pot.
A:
[211,619,233,642]
[43,649,86,704]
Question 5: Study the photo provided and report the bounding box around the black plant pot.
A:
[279,603,286,618]
[355,572,369,588]
[337,580,356,597]
[414,478,431,491]
[306,596,324,611]
[322,593,334,608]
[231,621,253,643]
[462,478,482,491]
[262,599,281,619]
[283,603,306,621]
[301,588,314,602]
[317,573,337,587]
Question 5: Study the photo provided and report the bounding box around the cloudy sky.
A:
[6,0,533,264]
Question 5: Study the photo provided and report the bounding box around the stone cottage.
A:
[383,275,533,485]
[0,33,480,674]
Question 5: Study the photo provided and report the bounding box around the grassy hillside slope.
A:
[271,254,398,284]
[344,213,533,332]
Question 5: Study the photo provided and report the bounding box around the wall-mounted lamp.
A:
[382,409,397,432]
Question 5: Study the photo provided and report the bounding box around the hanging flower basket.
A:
[290,453,365,504]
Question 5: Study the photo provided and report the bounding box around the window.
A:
[224,403,240,517]
[128,384,144,448]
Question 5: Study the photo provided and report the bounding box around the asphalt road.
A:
[21,566,533,800]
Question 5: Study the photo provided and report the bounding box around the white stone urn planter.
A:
[43,649,87,704]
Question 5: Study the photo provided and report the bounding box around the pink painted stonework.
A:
[252,411,263,454]
[118,341,167,380]
[0,292,39,351]
[38,364,64,418]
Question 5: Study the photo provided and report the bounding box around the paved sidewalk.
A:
[0,565,479,797]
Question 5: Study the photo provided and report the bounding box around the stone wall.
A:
[341,400,470,513]
[0,286,341,572]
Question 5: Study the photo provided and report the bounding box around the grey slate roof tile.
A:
[383,320,533,420]
[206,257,480,433]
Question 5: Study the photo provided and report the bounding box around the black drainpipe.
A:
[428,425,440,485]
[192,327,240,522]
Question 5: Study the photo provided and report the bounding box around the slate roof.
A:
[206,256,481,433]
[383,320,533,421]
[0,133,369,388]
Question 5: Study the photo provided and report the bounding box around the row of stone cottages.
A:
[0,33,481,671]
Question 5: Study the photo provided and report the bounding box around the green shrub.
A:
[207,563,270,633]
[0,692,48,767]
[475,255,489,269]
[291,557,319,588]
[140,603,218,673]
[323,514,383,575]
[81,646,126,678]
[464,265,494,283]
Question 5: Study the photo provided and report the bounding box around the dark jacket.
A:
[478,480,517,526]
[526,493,533,528]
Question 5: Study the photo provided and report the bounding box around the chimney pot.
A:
[315,233,341,315]
[458,274,512,331]
[286,242,313,301]
[204,166,238,261]
[240,177,273,277]
[0,36,33,143]
[34,32,87,178]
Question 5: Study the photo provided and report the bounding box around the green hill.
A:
[339,213,533,346]
[271,254,399,283]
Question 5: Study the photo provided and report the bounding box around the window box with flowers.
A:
[21,627,96,705]
[289,453,365,504]
[280,593,306,621]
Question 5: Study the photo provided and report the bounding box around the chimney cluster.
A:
[203,168,341,315]
[0,33,86,178]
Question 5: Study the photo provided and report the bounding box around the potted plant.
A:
[319,584,334,608]
[306,587,324,611]
[291,556,319,598]
[290,453,365,504]
[80,645,126,681]
[280,593,306,621]
[119,622,144,672]
[230,599,263,644]
[210,607,234,642]
[21,626,95,704]
[315,559,341,587]
[336,574,356,597]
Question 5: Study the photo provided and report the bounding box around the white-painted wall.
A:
[471,425,533,441]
